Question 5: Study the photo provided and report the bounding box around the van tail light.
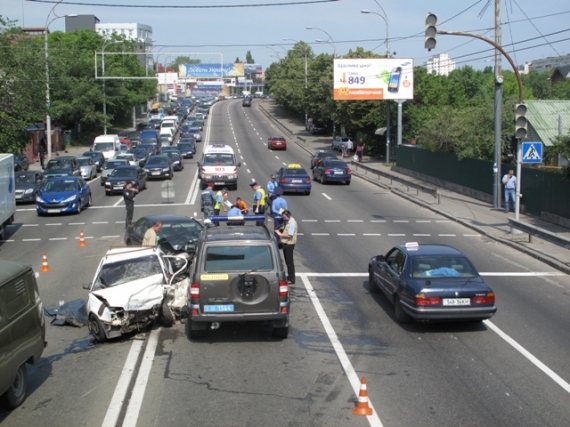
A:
[190,282,200,303]
[279,281,288,300]
[415,293,441,306]
[347,168,352,174]
[472,292,495,305]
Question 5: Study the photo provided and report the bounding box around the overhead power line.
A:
[26,0,339,8]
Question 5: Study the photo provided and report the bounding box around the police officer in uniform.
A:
[201,182,216,220]
[123,181,138,228]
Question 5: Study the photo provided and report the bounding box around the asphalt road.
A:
[1,99,569,427]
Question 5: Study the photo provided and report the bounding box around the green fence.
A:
[396,145,570,219]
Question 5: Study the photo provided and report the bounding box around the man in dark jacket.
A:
[123,182,138,228]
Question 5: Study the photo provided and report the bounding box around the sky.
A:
[4,0,570,73]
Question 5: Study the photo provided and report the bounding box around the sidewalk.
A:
[259,99,570,275]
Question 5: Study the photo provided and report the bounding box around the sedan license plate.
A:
[443,298,471,306]
[292,179,302,183]
[113,186,122,190]
[152,172,160,175]
[204,305,234,312]
[214,182,225,185]
[15,195,23,199]
[334,171,343,175]
[47,209,61,213]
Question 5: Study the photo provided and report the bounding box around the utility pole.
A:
[493,0,503,209]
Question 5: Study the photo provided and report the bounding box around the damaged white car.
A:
[84,247,190,342]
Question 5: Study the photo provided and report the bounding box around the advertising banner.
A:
[244,63,263,75]
[180,63,245,78]
[333,58,414,100]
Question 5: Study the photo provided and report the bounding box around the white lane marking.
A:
[464,234,481,237]
[302,219,318,222]
[69,222,85,225]
[74,236,94,239]
[322,193,332,200]
[240,155,244,160]
[275,156,279,159]
[247,169,251,173]
[370,220,386,222]
[113,198,123,207]
[185,169,199,204]
[49,237,67,241]
[479,272,564,277]
[122,329,160,427]
[23,238,41,241]
[325,220,341,222]
[363,234,381,236]
[46,223,62,226]
[301,275,383,427]
[93,221,109,224]
[338,234,355,236]
[101,235,120,239]
[416,220,432,223]
[484,320,570,395]
[438,234,456,237]
[0,240,14,242]
[311,233,330,236]
[393,220,409,223]
[347,220,363,222]
[413,234,431,236]
[23,224,39,227]
[436,220,450,223]
[101,340,144,427]
[388,234,406,236]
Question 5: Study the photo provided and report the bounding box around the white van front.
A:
[198,144,241,190]
[93,135,120,159]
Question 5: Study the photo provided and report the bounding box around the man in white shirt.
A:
[142,220,163,246]
[502,169,517,213]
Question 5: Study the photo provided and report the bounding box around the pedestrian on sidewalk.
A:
[123,182,138,228]
[346,138,354,153]
[502,169,517,213]
[39,137,47,169]
[275,210,297,285]
[356,139,365,163]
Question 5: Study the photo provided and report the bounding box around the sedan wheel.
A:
[368,270,380,293]
[320,175,326,185]
[394,296,411,324]
[87,194,92,207]
[89,315,108,342]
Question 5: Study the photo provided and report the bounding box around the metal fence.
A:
[396,145,570,218]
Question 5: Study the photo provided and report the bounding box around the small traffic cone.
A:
[40,252,51,273]
[353,377,373,416]
[78,230,87,247]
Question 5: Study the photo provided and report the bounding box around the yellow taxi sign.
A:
[287,163,302,169]
[200,274,229,281]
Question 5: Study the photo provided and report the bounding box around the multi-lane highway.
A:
[1,99,569,427]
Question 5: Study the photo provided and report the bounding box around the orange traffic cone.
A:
[40,252,51,273]
[353,377,373,416]
[78,230,87,247]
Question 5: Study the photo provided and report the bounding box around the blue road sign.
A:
[522,142,543,164]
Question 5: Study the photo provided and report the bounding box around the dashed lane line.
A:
[322,193,332,200]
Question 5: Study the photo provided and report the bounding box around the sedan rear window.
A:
[411,257,477,278]
[205,246,273,272]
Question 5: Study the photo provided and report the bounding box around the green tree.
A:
[245,51,254,64]
[167,55,200,69]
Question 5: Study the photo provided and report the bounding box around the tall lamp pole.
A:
[44,1,76,161]
[362,2,392,163]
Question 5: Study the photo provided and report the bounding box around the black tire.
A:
[160,301,175,327]
[273,326,289,339]
[345,180,351,186]
[100,179,105,186]
[320,175,326,185]
[368,269,380,293]
[87,194,92,207]
[394,296,411,324]
[142,179,147,190]
[186,321,204,339]
[89,314,107,342]
[1,363,28,408]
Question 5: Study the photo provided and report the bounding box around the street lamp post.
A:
[307,26,336,58]
[44,1,76,162]
[362,3,392,163]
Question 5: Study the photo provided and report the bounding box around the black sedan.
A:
[104,165,147,195]
[313,159,352,185]
[368,243,496,323]
[14,153,29,171]
[144,155,173,180]
[127,148,148,167]
[15,171,44,203]
[177,141,195,158]
[165,151,184,171]
[310,150,338,169]
[82,151,106,172]
[125,214,203,256]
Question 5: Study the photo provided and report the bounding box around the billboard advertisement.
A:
[180,63,245,78]
[244,63,263,75]
[333,58,414,100]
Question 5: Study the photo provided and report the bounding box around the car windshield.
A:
[105,161,126,169]
[92,255,163,290]
[189,128,200,133]
[166,152,180,159]
[159,221,202,240]
[146,158,169,166]
[93,142,114,151]
[16,173,35,184]
[116,155,133,161]
[284,168,308,175]
[44,179,77,192]
[205,245,272,272]
[178,143,192,149]
[411,256,478,278]
[140,139,156,145]
[78,158,91,166]
[203,154,234,165]
[45,159,72,170]
[111,168,137,178]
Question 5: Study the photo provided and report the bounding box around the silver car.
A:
[189,127,202,142]
[77,156,97,180]
[100,159,129,186]
[115,154,137,166]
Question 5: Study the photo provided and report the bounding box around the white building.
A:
[425,53,456,76]
[528,54,570,73]
[96,23,154,69]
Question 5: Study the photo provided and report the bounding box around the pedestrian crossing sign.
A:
[522,142,542,164]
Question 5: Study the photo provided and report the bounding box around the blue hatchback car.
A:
[275,164,312,195]
[36,176,92,216]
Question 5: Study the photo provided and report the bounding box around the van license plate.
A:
[204,305,234,312]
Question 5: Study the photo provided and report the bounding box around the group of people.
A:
[341,137,365,163]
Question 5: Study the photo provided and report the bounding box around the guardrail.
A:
[508,218,570,248]
[350,161,440,204]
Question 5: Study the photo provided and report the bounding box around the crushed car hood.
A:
[90,274,165,310]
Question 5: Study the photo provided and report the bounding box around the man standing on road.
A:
[123,182,138,228]
[142,220,163,246]
[201,182,216,219]
[266,174,278,208]
[502,169,517,213]
[214,187,228,216]
[271,187,288,230]
[275,210,297,285]
[250,182,266,226]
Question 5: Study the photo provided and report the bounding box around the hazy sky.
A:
[4,0,569,72]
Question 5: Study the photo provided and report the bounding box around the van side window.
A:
[0,278,30,320]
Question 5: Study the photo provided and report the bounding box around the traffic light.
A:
[425,13,437,51]
[515,103,528,139]
[505,135,516,160]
